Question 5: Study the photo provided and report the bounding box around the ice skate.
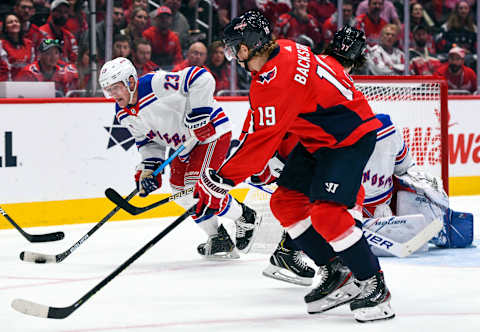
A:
[234,202,262,253]
[262,239,315,286]
[350,271,395,323]
[197,224,240,260]
[304,257,360,314]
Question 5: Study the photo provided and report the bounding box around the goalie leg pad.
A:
[270,186,311,227]
[431,209,474,248]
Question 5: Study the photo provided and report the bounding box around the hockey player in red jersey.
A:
[193,10,395,323]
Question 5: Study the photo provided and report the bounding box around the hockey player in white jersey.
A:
[98,57,261,258]
[260,112,473,285]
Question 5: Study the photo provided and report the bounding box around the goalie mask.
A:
[223,9,272,63]
[99,57,138,105]
[329,25,366,61]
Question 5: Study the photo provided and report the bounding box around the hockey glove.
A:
[135,160,164,197]
[250,152,285,185]
[194,168,234,220]
[185,113,216,142]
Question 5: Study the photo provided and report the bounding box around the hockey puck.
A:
[19,252,24,261]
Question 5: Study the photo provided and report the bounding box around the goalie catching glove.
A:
[184,112,216,142]
[135,159,164,197]
[194,168,234,220]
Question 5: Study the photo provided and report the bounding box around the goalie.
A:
[255,113,473,286]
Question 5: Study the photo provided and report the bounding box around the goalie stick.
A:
[246,183,443,257]
[105,187,194,215]
[19,136,196,264]
[0,206,64,243]
[12,206,195,319]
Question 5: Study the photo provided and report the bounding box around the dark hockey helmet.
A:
[329,25,366,61]
[223,9,272,61]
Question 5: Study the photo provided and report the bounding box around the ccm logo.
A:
[1,132,17,167]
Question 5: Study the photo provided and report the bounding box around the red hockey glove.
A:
[192,122,216,141]
[194,168,234,220]
[135,160,164,197]
[185,113,216,142]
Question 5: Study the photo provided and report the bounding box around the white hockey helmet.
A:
[99,57,138,104]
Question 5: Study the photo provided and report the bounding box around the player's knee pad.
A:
[270,186,311,227]
[311,201,362,251]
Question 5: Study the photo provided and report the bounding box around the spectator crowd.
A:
[0,0,478,96]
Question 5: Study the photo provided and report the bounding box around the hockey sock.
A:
[337,235,381,281]
[217,195,243,220]
[282,232,300,251]
[194,214,219,236]
[289,225,336,267]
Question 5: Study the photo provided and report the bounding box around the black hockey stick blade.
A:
[11,207,194,319]
[19,189,138,264]
[0,206,64,243]
[105,187,194,216]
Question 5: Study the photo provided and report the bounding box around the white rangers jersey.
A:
[115,66,231,163]
[362,114,414,212]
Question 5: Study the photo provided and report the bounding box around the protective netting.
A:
[246,79,446,252]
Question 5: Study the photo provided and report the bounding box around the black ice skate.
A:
[197,224,240,260]
[304,257,360,314]
[350,271,395,323]
[262,239,315,286]
[234,202,262,253]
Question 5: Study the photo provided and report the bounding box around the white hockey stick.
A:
[362,216,443,257]
[246,183,443,258]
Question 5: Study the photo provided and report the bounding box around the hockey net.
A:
[246,76,449,253]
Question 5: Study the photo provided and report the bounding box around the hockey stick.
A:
[105,137,196,216]
[105,187,194,216]
[19,189,137,264]
[0,206,64,243]
[12,206,195,319]
[19,137,196,264]
[246,183,443,258]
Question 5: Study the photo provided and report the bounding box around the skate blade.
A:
[307,282,361,314]
[352,301,395,323]
[238,216,263,254]
[262,264,313,286]
[202,248,240,260]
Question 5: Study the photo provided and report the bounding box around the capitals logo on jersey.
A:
[257,66,277,84]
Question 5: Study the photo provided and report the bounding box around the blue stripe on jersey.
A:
[191,106,213,115]
[213,117,229,127]
[189,68,207,87]
[210,107,222,119]
[364,186,394,204]
[183,67,196,93]
[377,129,396,142]
[136,138,150,149]
[375,113,393,131]
[300,104,370,143]
[118,113,129,122]
[139,96,157,110]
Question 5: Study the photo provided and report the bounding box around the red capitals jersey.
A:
[24,22,44,56]
[274,12,323,47]
[0,38,35,81]
[142,27,183,68]
[435,63,477,93]
[135,60,158,77]
[355,14,387,46]
[39,22,78,64]
[15,60,79,95]
[220,39,381,184]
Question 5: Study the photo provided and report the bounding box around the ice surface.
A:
[0,196,479,331]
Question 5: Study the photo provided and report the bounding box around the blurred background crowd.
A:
[0,0,478,97]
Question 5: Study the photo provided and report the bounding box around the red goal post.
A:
[352,75,449,194]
